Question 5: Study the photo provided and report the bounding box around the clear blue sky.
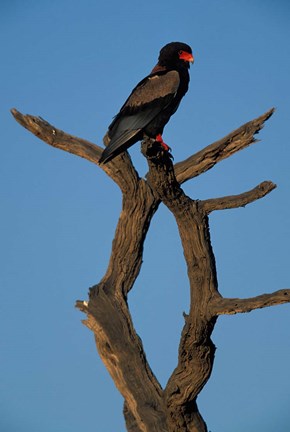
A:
[1,1,290,431]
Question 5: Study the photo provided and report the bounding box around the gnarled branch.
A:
[211,289,290,316]
[143,139,219,431]
[83,292,167,432]
[11,108,139,192]
[11,108,103,162]
[12,106,289,432]
[201,181,276,213]
[174,108,275,184]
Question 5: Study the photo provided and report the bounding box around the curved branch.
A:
[101,179,159,297]
[13,105,284,432]
[174,108,275,184]
[11,108,139,192]
[13,107,168,430]
[211,289,290,315]
[201,181,276,213]
[11,108,103,161]
[77,292,167,432]
[124,402,143,432]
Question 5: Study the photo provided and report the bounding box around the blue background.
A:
[1,1,290,431]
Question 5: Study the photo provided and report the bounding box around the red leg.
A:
[155,134,171,152]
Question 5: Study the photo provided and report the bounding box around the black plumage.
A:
[99,42,194,164]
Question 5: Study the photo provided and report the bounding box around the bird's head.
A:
[158,42,194,69]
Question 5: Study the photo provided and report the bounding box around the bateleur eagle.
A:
[99,42,194,164]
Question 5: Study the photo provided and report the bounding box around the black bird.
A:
[99,42,194,164]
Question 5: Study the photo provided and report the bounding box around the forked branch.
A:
[12,106,289,432]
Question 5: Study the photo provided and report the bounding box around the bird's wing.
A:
[123,70,180,110]
[99,71,180,164]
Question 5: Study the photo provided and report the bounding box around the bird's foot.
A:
[155,134,172,151]
[155,134,173,159]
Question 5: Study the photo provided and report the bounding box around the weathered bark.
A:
[142,141,217,431]
[211,289,290,315]
[174,108,275,184]
[202,180,276,212]
[12,107,290,431]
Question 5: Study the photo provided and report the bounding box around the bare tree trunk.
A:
[12,107,290,431]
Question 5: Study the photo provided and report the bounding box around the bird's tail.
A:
[99,129,141,164]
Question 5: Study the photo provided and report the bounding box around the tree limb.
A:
[11,108,139,192]
[77,291,167,432]
[12,106,286,432]
[211,289,290,315]
[174,108,275,184]
[201,181,276,213]
[75,179,164,430]
[11,108,103,161]
[124,402,144,432]
[99,179,159,298]
[143,139,219,431]
[13,107,168,431]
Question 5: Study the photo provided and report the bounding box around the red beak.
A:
[179,50,194,63]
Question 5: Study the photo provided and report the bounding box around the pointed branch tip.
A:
[212,288,290,316]
[174,108,276,184]
[202,180,277,213]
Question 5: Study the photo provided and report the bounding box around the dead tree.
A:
[12,107,290,432]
